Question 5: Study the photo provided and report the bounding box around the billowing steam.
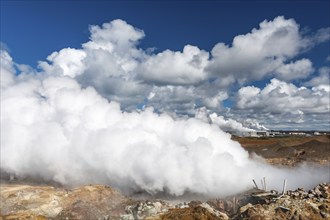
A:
[195,107,255,136]
[1,51,328,197]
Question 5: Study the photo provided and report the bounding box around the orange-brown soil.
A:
[234,135,330,166]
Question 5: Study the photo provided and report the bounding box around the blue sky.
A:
[2,1,329,67]
[1,0,330,131]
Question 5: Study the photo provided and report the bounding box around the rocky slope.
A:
[235,135,330,166]
[232,183,330,220]
[0,184,128,219]
[1,183,329,219]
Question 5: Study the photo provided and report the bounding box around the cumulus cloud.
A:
[38,48,87,77]
[38,19,150,109]
[36,16,328,116]
[0,41,10,52]
[5,16,330,131]
[83,19,145,53]
[236,78,329,114]
[0,50,15,88]
[81,19,145,77]
[234,78,330,130]
[206,16,325,84]
[275,58,313,81]
[304,67,330,88]
[146,85,197,115]
[1,52,328,197]
[145,84,229,117]
[137,45,209,85]
[207,17,302,82]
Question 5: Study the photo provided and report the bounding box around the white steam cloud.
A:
[194,107,255,136]
[1,50,328,197]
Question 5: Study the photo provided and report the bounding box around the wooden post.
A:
[282,179,287,195]
[260,179,264,190]
[252,179,259,189]
[233,196,236,212]
[263,177,266,191]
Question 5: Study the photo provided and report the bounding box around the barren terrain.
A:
[234,134,330,166]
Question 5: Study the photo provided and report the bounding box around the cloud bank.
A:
[31,17,330,131]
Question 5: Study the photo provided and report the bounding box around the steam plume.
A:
[1,53,328,196]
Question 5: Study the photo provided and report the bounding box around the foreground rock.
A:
[1,183,329,219]
[0,184,129,219]
[232,183,330,219]
[121,201,229,220]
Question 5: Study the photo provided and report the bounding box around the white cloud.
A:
[207,16,303,82]
[0,41,10,52]
[202,92,228,109]
[275,58,313,81]
[38,20,149,109]
[326,56,330,62]
[12,17,330,130]
[146,85,197,115]
[307,27,330,46]
[236,86,261,108]
[138,45,209,85]
[206,16,328,85]
[83,19,145,54]
[0,50,15,88]
[236,78,330,114]
[304,67,330,88]
[38,48,86,77]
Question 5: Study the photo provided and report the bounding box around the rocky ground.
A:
[1,183,329,219]
[233,134,330,166]
[1,135,329,219]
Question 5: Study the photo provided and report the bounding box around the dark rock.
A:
[276,206,291,213]
[320,211,329,218]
